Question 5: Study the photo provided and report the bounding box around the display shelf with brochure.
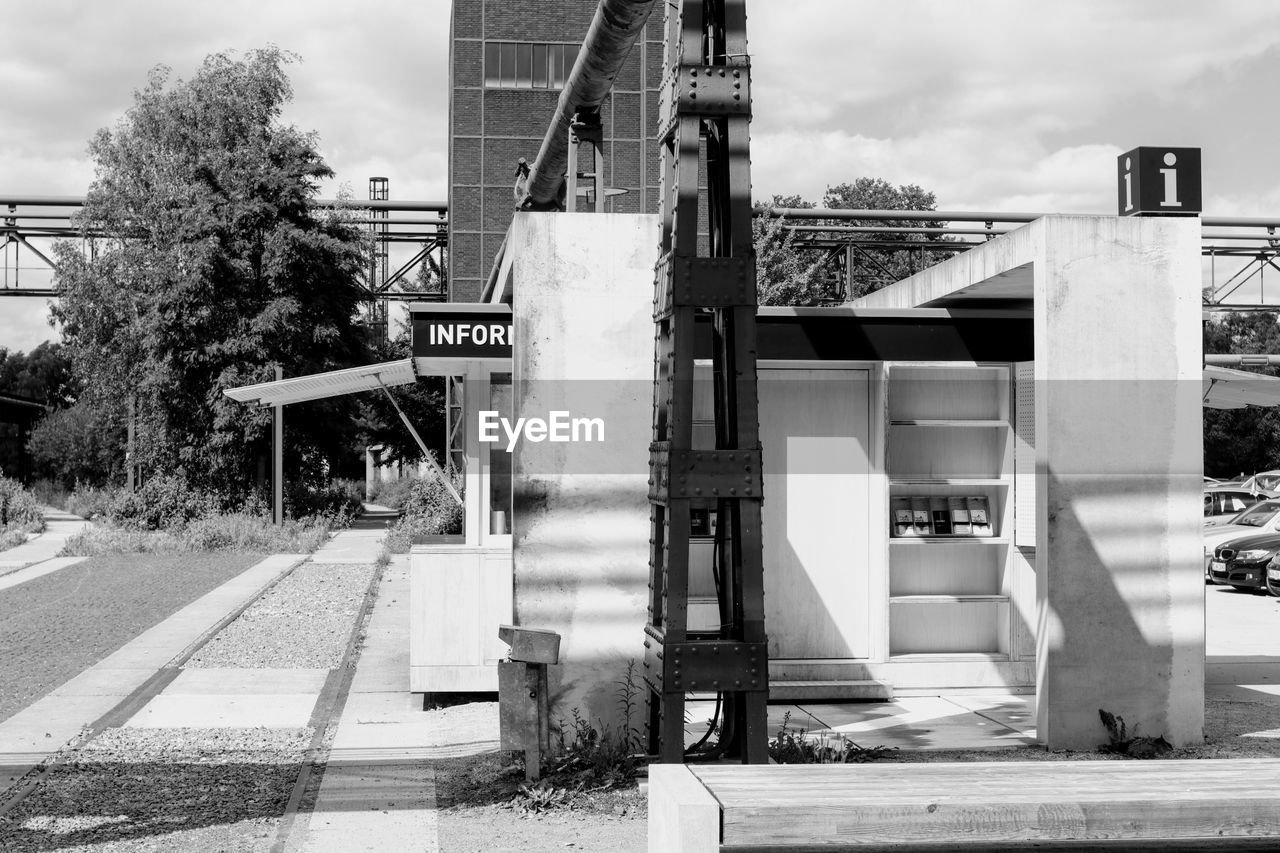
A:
[886,364,1014,658]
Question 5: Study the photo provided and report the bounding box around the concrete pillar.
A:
[1034,215,1203,749]
[510,212,658,731]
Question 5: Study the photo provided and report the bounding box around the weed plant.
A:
[510,661,646,813]
[768,710,896,764]
[1098,709,1172,758]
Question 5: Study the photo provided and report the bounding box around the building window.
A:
[484,41,580,89]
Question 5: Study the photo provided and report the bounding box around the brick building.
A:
[448,0,664,302]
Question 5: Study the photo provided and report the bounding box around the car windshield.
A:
[1231,502,1280,527]
[1259,474,1280,491]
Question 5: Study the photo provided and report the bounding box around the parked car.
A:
[1204,487,1264,527]
[1267,554,1280,596]
[1209,532,1280,592]
[1204,500,1280,580]
[1239,471,1280,498]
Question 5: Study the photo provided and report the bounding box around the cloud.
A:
[0,301,57,354]
[748,0,1280,213]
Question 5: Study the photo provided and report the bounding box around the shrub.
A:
[0,475,43,531]
[64,484,120,521]
[367,475,420,510]
[29,478,70,512]
[381,472,464,554]
[285,477,365,520]
[106,474,218,530]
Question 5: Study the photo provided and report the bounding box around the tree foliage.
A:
[1204,312,1280,478]
[754,179,950,305]
[754,194,831,306]
[27,396,128,487]
[0,342,78,406]
[52,48,372,501]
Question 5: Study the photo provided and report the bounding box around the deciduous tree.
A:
[754,180,952,305]
[53,48,372,502]
[1203,312,1280,478]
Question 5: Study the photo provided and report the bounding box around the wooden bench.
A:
[649,760,1280,852]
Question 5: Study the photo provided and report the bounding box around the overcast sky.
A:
[4,0,1280,351]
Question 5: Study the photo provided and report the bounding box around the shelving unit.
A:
[886,365,1013,658]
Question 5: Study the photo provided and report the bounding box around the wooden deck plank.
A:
[682,760,1280,848]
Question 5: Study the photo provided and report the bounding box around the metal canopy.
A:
[222,358,416,407]
[1202,365,1280,409]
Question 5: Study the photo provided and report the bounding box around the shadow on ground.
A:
[0,759,299,852]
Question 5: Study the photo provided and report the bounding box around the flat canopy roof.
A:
[1203,365,1280,410]
[223,358,416,407]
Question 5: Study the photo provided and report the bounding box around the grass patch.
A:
[60,512,337,556]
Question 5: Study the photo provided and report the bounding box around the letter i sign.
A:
[1117,147,1202,216]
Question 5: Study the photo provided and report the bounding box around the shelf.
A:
[890,595,1010,604]
[886,362,1015,659]
[890,478,1009,486]
[887,652,1011,663]
[890,420,1010,428]
[889,537,1010,545]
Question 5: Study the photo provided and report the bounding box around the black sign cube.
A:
[411,304,512,359]
[1117,147,1202,216]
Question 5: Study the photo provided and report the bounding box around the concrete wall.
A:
[1033,215,1204,750]
[510,212,659,732]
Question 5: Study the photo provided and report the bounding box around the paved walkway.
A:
[0,507,90,575]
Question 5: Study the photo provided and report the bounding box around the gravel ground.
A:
[0,727,312,853]
[0,553,265,723]
[186,562,376,669]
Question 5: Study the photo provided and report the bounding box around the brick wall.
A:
[449,0,664,302]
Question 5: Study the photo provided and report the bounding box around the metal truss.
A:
[763,207,1280,310]
[645,0,770,765]
[0,195,449,303]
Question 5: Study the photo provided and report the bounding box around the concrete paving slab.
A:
[309,528,384,564]
[0,693,115,753]
[1208,658,1280,685]
[328,696,500,755]
[797,696,1037,750]
[125,693,319,728]
[1207,683,1280,702]
[944,694,1037,736]
[289,762,437,853]
[47,668,155,698]
[163,667,329,695]
[0,556,89,591]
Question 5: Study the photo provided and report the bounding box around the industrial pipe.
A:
[520,0,660,209]
[1204,354,1280,367]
